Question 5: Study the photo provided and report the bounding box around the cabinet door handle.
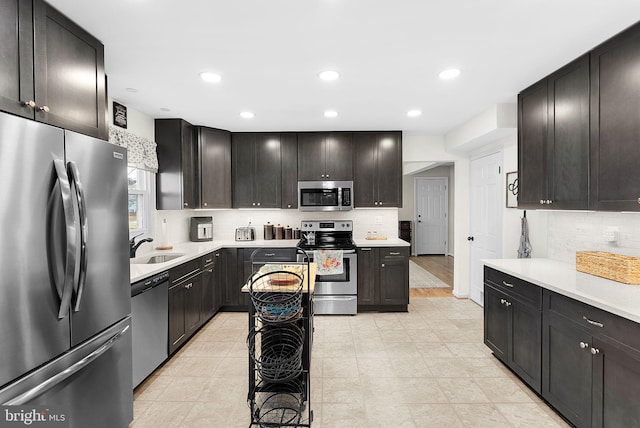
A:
[591,347,600,355]
[207,268,213,273]
[205,258,213,264]
[21,100,36,108]
[374,201,378,206]
[389,252,400,256]
[361,248,372,251]
[264,253,275,257]
[583,316,604,328]
[579,341,589,349]
[381,263,385,268]
[540,200,545,205]
[502,281,514,288]
[215,253,220,257]
[184,202,189,207]
[203,202,208,207]
[185,283,192,289]
[37,105,50,113]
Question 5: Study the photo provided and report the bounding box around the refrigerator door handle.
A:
[67,161,88,312]
[3,324,130,406]
[51,159,77,319]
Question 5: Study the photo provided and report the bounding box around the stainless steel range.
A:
[297,220,357,315]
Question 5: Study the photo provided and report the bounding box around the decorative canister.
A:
[293,228,301,239]
[264,222,274,240]
[284,225,293,240]
[274,224,284,240]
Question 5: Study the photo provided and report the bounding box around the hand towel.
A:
[314,250,344,275]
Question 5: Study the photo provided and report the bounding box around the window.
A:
[128,166,152,235]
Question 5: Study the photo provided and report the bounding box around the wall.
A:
[400,165,455,256]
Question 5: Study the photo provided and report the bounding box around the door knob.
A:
[467,236,474,241]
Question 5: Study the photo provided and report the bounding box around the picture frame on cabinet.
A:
[506,171,518,208]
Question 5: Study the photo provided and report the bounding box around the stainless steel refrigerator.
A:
[0,112,133,427]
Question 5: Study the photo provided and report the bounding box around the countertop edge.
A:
[483,258,640,324]
[131,238,410,283]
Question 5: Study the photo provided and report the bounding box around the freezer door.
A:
[64,131,131,345]
[0,113,70,388]
[0,317,133,428]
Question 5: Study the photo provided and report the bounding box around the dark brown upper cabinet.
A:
[590,21,640,211]
[155,119,198,210]
[297,132,353,181]
[198,127,231,209]
[353,131,402,208]
[232,133,282,208]
[0,0,107,138]
[280,133,298,209]
[518,55,590,210]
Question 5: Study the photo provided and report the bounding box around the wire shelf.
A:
[247,323,304,383]
[248,269,304,323]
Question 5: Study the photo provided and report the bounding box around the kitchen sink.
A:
[131,253,185,264]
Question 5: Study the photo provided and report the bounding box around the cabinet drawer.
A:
[379,247,409,259]
[169,259,201,285]
[544,289,640,350]
[484,267,541,308]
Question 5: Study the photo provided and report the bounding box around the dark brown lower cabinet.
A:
[221,248,248,311]
[484,281,542,393]
[168,271,202,355]
[357,246,408,312]
[591,335,640,428]
[542,289,640,428]
[542,310,593,427]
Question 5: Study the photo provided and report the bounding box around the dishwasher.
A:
[131,271,169,388]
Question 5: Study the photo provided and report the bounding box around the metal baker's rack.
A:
[246,247,313,428]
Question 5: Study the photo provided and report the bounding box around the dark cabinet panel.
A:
[518,55,590,210]
[0,0,33,119]
[199,127,231,208]
[484,285,509,361]
[518,79,548,208]
[357,246,408,311]
[184,274,202,336]
[379,248,409,306]
[356,248,376,306]
[353,132,402,207]
[542,310,593,427]
[33,0,106,139]
[232,133,281,208]
[484,267,542,393]
[0,0,106,137]
[280,133,298,209]
[222,248,249,311]
[298,132,353,181]
[592,335,640,428]
[590,22,640,211]
[155,119,197,210]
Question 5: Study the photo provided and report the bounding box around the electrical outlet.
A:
[603,226,619,243]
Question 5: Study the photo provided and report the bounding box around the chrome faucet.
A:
[130,234,153,258]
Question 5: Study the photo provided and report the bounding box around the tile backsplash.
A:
[547,211,640,265]
[153,208,399,246]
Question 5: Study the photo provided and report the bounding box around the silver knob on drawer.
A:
[37,105,50,113]
[591,348,600,355]
[579,341,589,349]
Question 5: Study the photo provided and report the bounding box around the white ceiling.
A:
[47,0,640,135]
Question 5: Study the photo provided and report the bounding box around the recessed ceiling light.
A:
[200,72,222,83]
[407,109,422,118]
[125,87,138,93]
[324,110,338,118]
[319,70,340,81]
[160,107,171,112]
[240,111,254,119]
[439,68,460,80]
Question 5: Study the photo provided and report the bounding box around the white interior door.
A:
[415,177,448,255]
[469,151,503,306]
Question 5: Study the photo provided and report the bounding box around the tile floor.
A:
[131,297,571,427]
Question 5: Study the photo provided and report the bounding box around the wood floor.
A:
[409,255,455,298]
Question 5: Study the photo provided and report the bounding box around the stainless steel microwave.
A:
[298,181,353,211]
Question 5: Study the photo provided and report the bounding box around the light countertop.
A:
[483,258,640,324]
[131,238,410,283]
[353,238,410,247]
